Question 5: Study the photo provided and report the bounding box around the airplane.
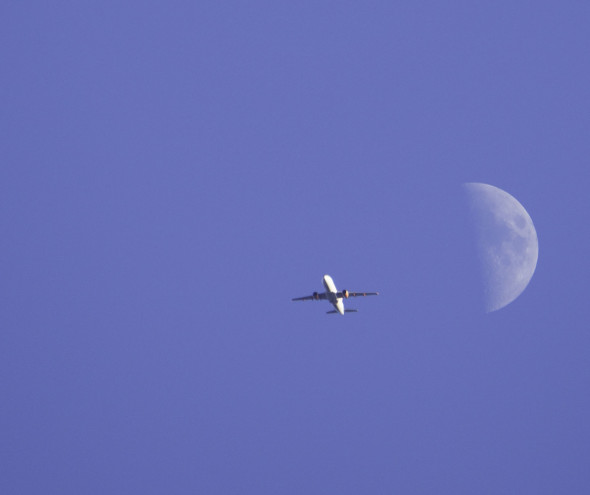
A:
[292,274,379,314]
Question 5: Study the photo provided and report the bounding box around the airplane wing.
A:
[337,291,379,298]
[292,292,327,301]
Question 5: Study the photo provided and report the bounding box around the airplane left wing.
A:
[292,292,327,301]
[292,295,314,301]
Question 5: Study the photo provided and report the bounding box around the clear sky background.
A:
[2,2,589,493]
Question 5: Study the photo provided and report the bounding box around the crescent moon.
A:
[463,183,539,312]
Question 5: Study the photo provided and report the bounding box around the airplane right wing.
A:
[338,291,379,298]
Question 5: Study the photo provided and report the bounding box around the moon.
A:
[463,183,539,312]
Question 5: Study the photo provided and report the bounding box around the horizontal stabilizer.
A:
[345,309,358,312]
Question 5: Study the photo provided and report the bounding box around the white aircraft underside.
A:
[292,275,379,314]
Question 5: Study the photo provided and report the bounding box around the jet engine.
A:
[313,292,320,300]
[342,290,349,299]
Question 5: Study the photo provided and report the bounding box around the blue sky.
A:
[2,2,589,493]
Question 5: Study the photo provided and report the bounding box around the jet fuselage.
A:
[322,274,345,314]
